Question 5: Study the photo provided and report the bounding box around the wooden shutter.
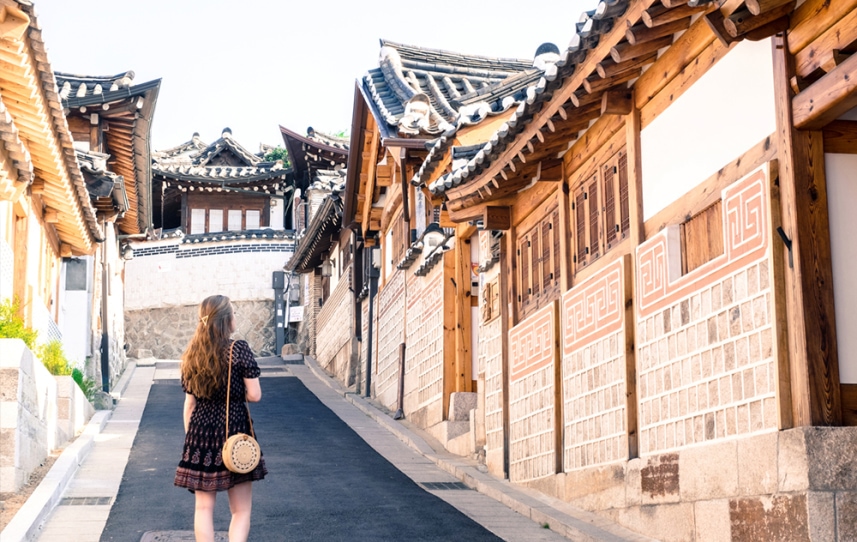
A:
[618,151,630,238]
[682,200,724,273]
[531,230,540,299]
[603,162,617,247]
[542,219,552,293]
[574,188,587,266]
[588,177,600,261]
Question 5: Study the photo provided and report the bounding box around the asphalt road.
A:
[99,374,503,541]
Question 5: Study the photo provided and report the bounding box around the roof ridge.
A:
[380,39,533,67]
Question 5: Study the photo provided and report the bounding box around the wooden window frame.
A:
[681,199,724,274]
[571,148,630,273]
[515,198,562,322]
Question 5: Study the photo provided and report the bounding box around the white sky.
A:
[37,0,589,152]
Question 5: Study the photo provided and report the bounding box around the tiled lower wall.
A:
[375,270,404,409]
[561,257,630,472]
[508,301,557,482]
[635,169,776,455]
[403,265,444,422]
[315,269,353,377]
[480,267,504,476]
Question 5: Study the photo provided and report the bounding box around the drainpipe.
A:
[100,221,110,392]
[365,247,379,398]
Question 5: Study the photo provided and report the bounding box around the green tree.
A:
[264,146,290,167]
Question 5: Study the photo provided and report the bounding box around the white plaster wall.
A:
[125,242,293,310]
[825,153,857,383]
[0,237,13,301]
[59,256,93,367]
[641,38,776,220]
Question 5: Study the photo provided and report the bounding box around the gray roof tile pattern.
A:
[425,0,633,197]
[362,40,536,138]
[56,70,160,109]
[153,129,289,183]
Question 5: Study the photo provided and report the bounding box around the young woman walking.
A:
[175,295,267,542]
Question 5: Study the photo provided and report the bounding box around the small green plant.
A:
[38,339,73,376]
[0,297,38,349]
[72,368,99,402]
[263,146,290,167]
[541,523,550,529]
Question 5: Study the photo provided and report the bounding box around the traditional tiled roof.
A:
[77,150,128,215]
[360,40,535,138]
[286,191,344,273]
[3,3,104,250]
[280,126,349,185]
[310,169,347,192]
[56,71,159,109]
[57,69,161,234]
[426,3,632,197]
[153,129,290,187]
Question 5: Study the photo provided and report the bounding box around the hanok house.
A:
[0,3,107,493]
[56,70,160,390]
[405,0,857,540]
[340,39,546,450]
[279,126,349,361]
[123,129,295,358]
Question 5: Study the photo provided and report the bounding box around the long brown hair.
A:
[181,295,234,399]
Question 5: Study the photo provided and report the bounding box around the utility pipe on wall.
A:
[100,221,110,392]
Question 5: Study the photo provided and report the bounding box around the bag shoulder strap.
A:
[224,341,255,440]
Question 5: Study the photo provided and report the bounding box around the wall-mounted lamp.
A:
[120,244,134,260]
[320,258,333,277]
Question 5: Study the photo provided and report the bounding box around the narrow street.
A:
[29,357,627,542]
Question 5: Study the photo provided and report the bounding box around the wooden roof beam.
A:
[583,69,641,94]
[611,36,673,63]
[626,17,691,46]
[723,2,795,39]
[642,3,702,27]
[746,0,792,16]
[793,48,857,130]
[602,89,633,115]
[597,52,658,79]
[794,9,857,79]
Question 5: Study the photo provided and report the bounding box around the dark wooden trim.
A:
[843,384,857,426]
[792,48,857,130]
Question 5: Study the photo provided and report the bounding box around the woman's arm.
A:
[183,393,196,433]
[244,377,261,402]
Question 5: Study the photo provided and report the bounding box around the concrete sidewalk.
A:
[2,355,654,542]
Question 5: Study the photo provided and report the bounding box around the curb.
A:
[1,362,137,542]
[300,355,655,542]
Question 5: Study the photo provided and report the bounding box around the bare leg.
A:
[227,481,253,542]
[194,490,216,542]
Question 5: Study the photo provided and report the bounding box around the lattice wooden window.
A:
[481,277,500,324]
[516,202,561,321]
[681,200,723,274]
[571,148,630,272]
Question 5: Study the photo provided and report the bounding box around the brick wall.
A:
[315,266,354,383]
[635,169,775,456]
[480,266,505,476]
[375,269,405,409]
[508,301,558,482]
[561,258,630,471]
[403,264,444,426]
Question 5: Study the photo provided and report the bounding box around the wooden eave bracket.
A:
[793,48,857,130]
[602,90,633,115]
[0,6,29,41]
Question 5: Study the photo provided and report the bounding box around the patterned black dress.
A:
[175,340,267,492]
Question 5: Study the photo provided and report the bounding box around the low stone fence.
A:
[125,299,275,359]
[0,339,94,493]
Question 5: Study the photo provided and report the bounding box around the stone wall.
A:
[124,299,275,358]
[0,339,93,493]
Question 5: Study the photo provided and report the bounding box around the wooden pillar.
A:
[772,34,841,426]
[442,249,457,419]
[625,97,645,246]
[454,225,474,394]
[499,232,513,478]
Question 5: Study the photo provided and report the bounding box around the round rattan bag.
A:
[221,341,260,474]
[222,433,260,474]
